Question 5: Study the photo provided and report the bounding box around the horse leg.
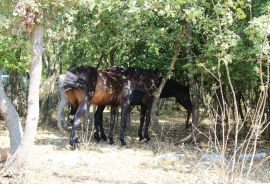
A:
[138,105,146,141]
[144,100,153,142]
[126,106,134,130]
[120,103,130,146]
[70,102,87,149]
[108,105,117,144]
[99,107,107,141]
[68,105,77,126]
[94,105,105,142]
[81,103,89,131]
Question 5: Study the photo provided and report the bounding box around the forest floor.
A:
[0,110,270,184]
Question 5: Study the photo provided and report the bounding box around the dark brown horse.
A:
[63,66,159,147]
[63,66,97,148]
[93,66,160,144]
[94,77,192,143]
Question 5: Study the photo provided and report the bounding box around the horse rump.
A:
[63,71,86,90]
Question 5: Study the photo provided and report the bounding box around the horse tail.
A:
[56,74,65,96]
[63,71,86,90]
[55,74,68,130]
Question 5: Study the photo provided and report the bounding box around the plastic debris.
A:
[238,152,267,159]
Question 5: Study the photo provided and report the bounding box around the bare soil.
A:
[0,110,269,184]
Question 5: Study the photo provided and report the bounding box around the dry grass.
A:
[0,110,269,184]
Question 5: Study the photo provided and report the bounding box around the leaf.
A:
[236,8,246,20]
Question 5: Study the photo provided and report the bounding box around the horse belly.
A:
[65,88,85,106]
[92,91,119,105]
[129,89,146,105]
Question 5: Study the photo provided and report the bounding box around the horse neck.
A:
[160,79,192,112]
[160,79,188,97]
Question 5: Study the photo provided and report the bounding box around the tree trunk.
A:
[57,44,63,74]
[59,58,63,74]
[151,40,180,140]
[2,25,44,174]
[109,48,116,67]
[42,50,50,125]
[0,80,23,154]
[180,22,200,143]
[265,87,270,140]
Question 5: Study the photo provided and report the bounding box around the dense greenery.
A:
[0,0,269,110]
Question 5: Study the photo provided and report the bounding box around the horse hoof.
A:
[72,143,80,150]
[70,140,80,150]
[101,135,107,141]
[120,139,126,146]
[109,139,115,145]
[70,138,80,150]
[94,133,101,142]
[144,136,150,142]
[95,137,102,142]
[139,136,144,141]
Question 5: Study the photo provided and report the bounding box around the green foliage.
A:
[245,14,270,56]
[0,0,269,99]
[0,1,30,74]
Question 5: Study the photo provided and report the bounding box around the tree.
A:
[1,1,44,174]
[0,79,23,154]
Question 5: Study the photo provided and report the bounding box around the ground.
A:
[0,110,269,184]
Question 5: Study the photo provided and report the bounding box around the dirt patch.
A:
[0,113,269,184]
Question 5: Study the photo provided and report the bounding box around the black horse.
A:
[63,66,159,147]
[160,79,192,128]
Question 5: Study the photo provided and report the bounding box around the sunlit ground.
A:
[0,109,269,184]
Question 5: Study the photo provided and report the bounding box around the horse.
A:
[63,66,159,147]
[94,77,192,143]
[93,67,158,144]
[56,73,94,132]
[160,79,192,128]
[63,66,98,148]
